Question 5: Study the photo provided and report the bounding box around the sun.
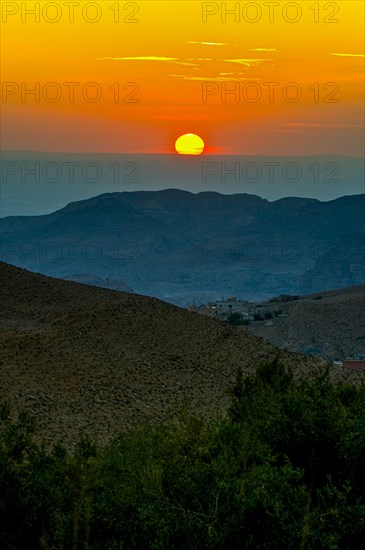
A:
[175,133,205,155]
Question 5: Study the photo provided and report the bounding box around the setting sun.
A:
[175,134,205,155]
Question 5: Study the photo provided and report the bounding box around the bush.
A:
[1,360,365,548]
[227,312,247,326]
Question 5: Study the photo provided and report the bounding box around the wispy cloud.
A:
[287,122,363,128]
[187,41,235,46]
[95,56,199,67]
[96,56,270,69]
[223,58,269,67]
[246,48,278,52]
[168,74,260,82]
[96,56,178,62]
[186,43,277,52]
[330,53,365,58]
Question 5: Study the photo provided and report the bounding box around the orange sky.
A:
[1,0,364,154]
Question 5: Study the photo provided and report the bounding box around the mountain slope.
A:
[300,233,365,292]
[247,284,365,359]
[0,262,329,448]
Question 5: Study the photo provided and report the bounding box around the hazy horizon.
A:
[1,151,364,217]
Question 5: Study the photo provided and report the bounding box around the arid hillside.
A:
[247,285,365,360]
[0,262,354,449]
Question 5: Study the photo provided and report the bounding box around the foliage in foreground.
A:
[1,358,365,549]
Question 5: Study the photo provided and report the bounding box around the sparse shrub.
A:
[227,313,247,326]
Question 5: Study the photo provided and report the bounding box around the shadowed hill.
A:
[1,190,364,304]
[0,262,350,449]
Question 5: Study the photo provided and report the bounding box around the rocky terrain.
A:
[3,262,357,449]
[247,285,365,360]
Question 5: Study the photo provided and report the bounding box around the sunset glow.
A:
[1,1,364,155]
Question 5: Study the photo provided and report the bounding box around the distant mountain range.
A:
[2,153,364,217]
[1,189,364,304]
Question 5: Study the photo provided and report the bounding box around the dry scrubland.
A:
[248,285,365,359]
[0,262,361,449]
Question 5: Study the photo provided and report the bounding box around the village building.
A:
[342,359,365,371]
[188,296,249,320]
